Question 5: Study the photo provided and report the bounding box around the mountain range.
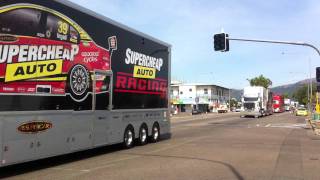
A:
[231,78,316,100]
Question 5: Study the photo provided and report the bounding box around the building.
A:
[170,82,230,114]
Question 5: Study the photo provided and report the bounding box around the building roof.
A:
[170,83,229,90]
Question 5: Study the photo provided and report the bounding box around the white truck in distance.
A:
[241,86,272,118]
[284,98,291,111]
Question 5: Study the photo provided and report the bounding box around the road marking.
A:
[266,123,306,129]
[49,167,90,172]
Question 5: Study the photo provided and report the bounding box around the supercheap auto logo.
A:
[125,48,163,79]
[115,48,167,97]
[0,44,79,82]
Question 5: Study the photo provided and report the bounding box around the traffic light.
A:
[214,33,229,52]
[317,67,320,82]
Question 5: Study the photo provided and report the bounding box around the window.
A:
[244,97,258,101]
[0,8,42,36]
[204,89,208,94]
[45,13,79,43]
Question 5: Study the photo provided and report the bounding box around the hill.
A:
[231,78,315,100]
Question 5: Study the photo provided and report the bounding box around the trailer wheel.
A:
[150,123,160,143]
[123,126,135,148]
[138,124,148,145]
[67,64,91,101]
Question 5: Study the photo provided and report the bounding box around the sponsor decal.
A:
[70,28,78,43]
[52,88,65,94]
[5,59,63,82]
[27,88,36,92]
[133,65,156,79]
[0,44,79,64]
[17,87,26,92]
[119,48,167,96]
[0,35,17,42]
[115,72,167,97]
[125,48,163,71]
[2,87,14,92]
[81,51,99,63]
[17,121,52,133]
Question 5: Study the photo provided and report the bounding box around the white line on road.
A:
[49,167,91,172]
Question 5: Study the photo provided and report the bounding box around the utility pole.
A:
[309,58,313,112]
[229,89,231,112]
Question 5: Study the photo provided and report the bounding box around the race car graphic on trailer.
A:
[0,4,117,101]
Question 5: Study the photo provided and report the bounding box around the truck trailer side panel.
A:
[0,0,171,167]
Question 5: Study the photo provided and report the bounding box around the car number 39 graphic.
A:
[0,4,117,101]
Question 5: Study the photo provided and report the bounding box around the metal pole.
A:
[308,76,310,111]
[227,37,320,56]
[309,58,312,112]
[229,89,231,112]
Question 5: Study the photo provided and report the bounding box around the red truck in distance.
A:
[273,94,285,113]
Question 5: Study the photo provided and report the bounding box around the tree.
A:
[283,92,290,99]
[247,75,272,88]
[292,83,316,105]
[230,98,238,108]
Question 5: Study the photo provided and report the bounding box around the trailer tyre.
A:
[138,124,148,145]
[150,123,160,143]
[67,64,91,101]
[123,126,135,148]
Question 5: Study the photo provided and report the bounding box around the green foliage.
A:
[247,75,272,89]
[292,83,316,105]
[230,98,238,108]
[283,92,290,99]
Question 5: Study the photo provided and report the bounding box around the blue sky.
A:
[70,0,320,89]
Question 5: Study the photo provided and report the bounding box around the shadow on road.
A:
[122,152,245,180]
[0,136,172,178]
[0,144,123,178]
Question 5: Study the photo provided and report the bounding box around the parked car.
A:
[192,109,203,115]
[296,108,308,116]
[235,108,241,112]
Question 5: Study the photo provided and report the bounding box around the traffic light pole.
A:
[227,37,320,114]
[227,37,320,56]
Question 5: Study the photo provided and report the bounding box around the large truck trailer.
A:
[241,86,273,118]
[0,0,171,167]
[273,94,285,113]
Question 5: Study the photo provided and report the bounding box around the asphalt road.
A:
[1,112,320,180]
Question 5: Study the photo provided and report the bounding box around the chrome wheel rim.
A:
[125,130,133,146]
[70,65,89,96]
[153,127,159,140]
[141,128,147,143]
